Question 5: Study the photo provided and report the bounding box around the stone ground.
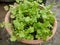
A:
[0,0,60,45]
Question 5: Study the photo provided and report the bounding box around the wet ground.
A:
[0,0,60,45]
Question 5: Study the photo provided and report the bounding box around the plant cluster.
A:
[9,0,55,41]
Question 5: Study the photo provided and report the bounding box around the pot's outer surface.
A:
[5,11,57,44]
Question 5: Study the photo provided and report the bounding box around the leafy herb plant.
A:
[6,0,55,41]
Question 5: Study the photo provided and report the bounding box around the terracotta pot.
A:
[4,11,57,44]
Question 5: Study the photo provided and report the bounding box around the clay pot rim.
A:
[4,11,57,44]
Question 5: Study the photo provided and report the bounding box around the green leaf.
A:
[25,17,30,22]
[36,34,40,39]
[33,22,42,29]
[10,15,15,18]
[26,26,34,33]
[37,29,41,34]
[4,5,9,11]
[13,20,25,30]
[0,22,4,28]
[10,36,16,41]
[25,34,34,40]
[46,4,53,10]
[19,31,25,38]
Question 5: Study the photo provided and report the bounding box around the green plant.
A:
[2,0,55,41]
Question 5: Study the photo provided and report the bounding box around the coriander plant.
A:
[9,0,55,41]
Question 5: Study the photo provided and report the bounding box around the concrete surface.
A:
[0,0,60,45]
